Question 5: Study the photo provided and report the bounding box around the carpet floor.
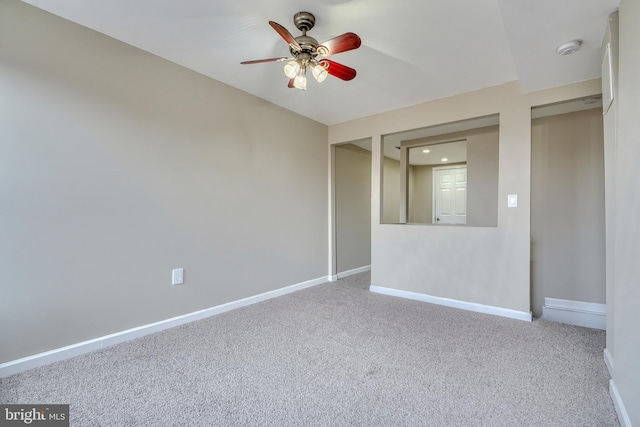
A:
[1,272,619,426]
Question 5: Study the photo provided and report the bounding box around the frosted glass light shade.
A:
[293,70,307,90]
[310,62,328,82]
[284,60,300,79]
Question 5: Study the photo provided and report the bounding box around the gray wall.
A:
[604,3,640,425]
[531,109,605,318]
[335,143,371,273]
[602,10,619,365]
[0,0,328,363]
[408,165,433,223]
[381,157,401,223]
[330,80,602,315]
[466,128,500,227]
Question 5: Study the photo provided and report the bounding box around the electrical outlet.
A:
[172,268,184,285]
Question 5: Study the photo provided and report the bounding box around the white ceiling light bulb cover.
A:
[293,66,307,90]
[310,62,328,83]
[284,60,300,79]
[556,40,582,56]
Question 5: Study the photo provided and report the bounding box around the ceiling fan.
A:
[241,11,361,90]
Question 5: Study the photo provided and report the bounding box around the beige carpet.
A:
[1,272,619,426]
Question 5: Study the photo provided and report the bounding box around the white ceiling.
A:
[21,0,618,126]
[408,140,468,166]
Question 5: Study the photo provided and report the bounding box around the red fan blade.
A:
[269,21,302,52]
[241,57,291,65]
[317,32,361,56]
[288,78,295,88]
[321,59,357,81]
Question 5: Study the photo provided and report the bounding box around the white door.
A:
[433,166,467,224]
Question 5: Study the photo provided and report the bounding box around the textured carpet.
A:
[1,272,619,426]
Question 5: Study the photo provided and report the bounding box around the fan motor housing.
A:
[292,35,319,56]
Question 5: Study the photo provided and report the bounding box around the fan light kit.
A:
[556,40,582,56]
[241,12,361,90]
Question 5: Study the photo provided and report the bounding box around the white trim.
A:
[369,286,532,322]
[602,43,614,115]
[0,275,330,378]
[337,265,371,279]
[329,275,338,282]
[609,379,632,427]
[542,298,606,330]
[604,348,614,378]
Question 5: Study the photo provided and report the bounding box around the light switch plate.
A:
[508,194,518,208]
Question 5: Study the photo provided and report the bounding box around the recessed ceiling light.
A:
[422,148,430,153]
[441,157,448,162]
[556,40,582,56]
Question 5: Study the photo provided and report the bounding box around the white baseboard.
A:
[609,379,632,427]
[604,348,614,377]
[0,275,330,378]
[542,298,606,330]
[337,265,371,279]
[369,286,532,322]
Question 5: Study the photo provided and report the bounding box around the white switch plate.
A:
[172,268,184,285]
[508,194,518,208]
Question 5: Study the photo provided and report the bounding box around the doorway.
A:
[530,98,605,318]
[334,140,372,277]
